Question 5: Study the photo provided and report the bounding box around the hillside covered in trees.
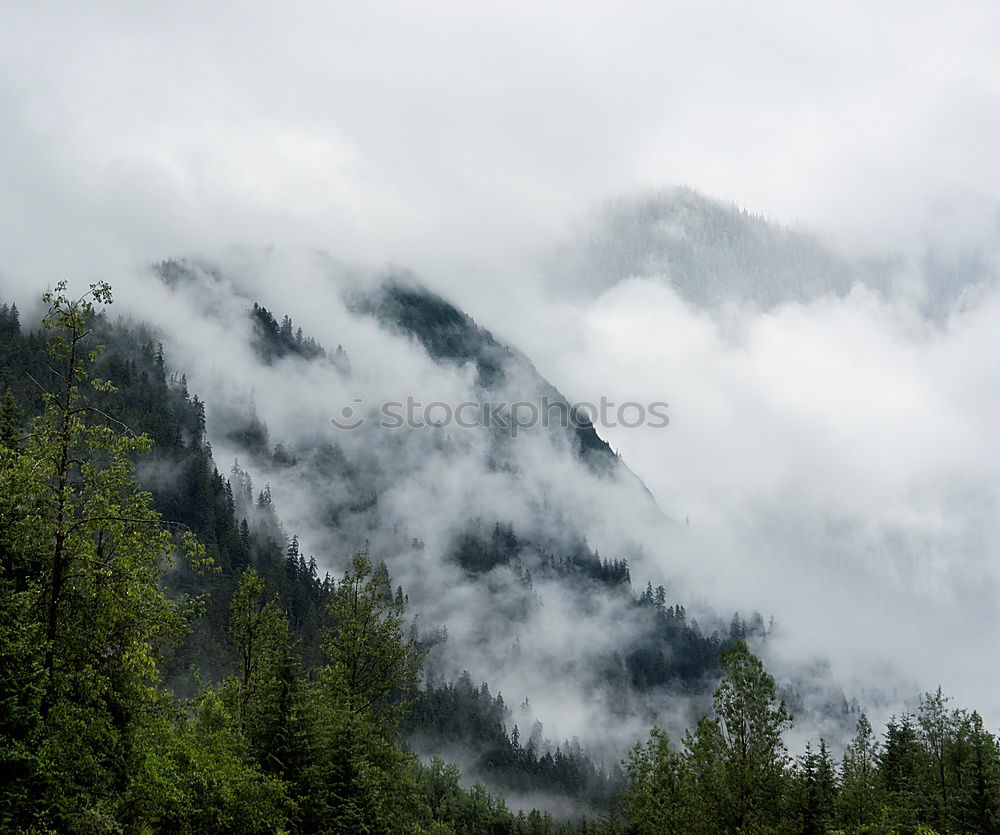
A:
[4,284,1000,833]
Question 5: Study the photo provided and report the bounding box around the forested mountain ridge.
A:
[0,281,740,817]
[0,284,618,830]
[132,257,725,758]
[4,282,1000,832]
[354,274,622,472]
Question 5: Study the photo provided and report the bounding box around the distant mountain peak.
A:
[548,187,880,309]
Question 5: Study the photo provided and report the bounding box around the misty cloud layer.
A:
[3,0,1000,760]
[507,213,1000,734]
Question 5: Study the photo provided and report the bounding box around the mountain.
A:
[4,244,994,831]
[141,258,739,743]
[0,260,762,812]
[547,187,997,316]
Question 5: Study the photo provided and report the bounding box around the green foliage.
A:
[0,282,204,829]
[622,726,695,833]
[290,552,425,831]
[621,652,1000,835]
[792,739,836,835]
[620,642,795,834]
[837,713,887,831]
[405,671,625,805]
[322,550,424,725]
[124,691,292,832]
[229,567,288,726]
[711,639,792,831]
[0,387,21,449]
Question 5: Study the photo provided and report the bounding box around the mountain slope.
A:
[356,273,623,472]
[133,257,749,763]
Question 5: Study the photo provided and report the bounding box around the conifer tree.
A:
[837,713,886,830]
[0,388,21,449]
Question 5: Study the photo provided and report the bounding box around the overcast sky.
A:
[2,0,1000,293]
[3,1,1000,728]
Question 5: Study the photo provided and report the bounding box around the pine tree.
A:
[837,713,886,830]
[0,388,21,449]
[882,713,925,828]
[622,726,695,834]
[308,551,427,830]
[918,686,955,824]
[711,639,791,831]
[321,551,424,723]
[229,567,284,729]
[954,711,1000,834]
[285,534,300,580]
[796,739,837,834]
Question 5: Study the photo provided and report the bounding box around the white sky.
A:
[2,0,999,288]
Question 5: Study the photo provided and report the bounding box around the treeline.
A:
[621,640,1000,834]
[450,518,759,694]
[250,301,349,372]
[406,672,625,806]
[364,277,618,469]
[451,520,631,588]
